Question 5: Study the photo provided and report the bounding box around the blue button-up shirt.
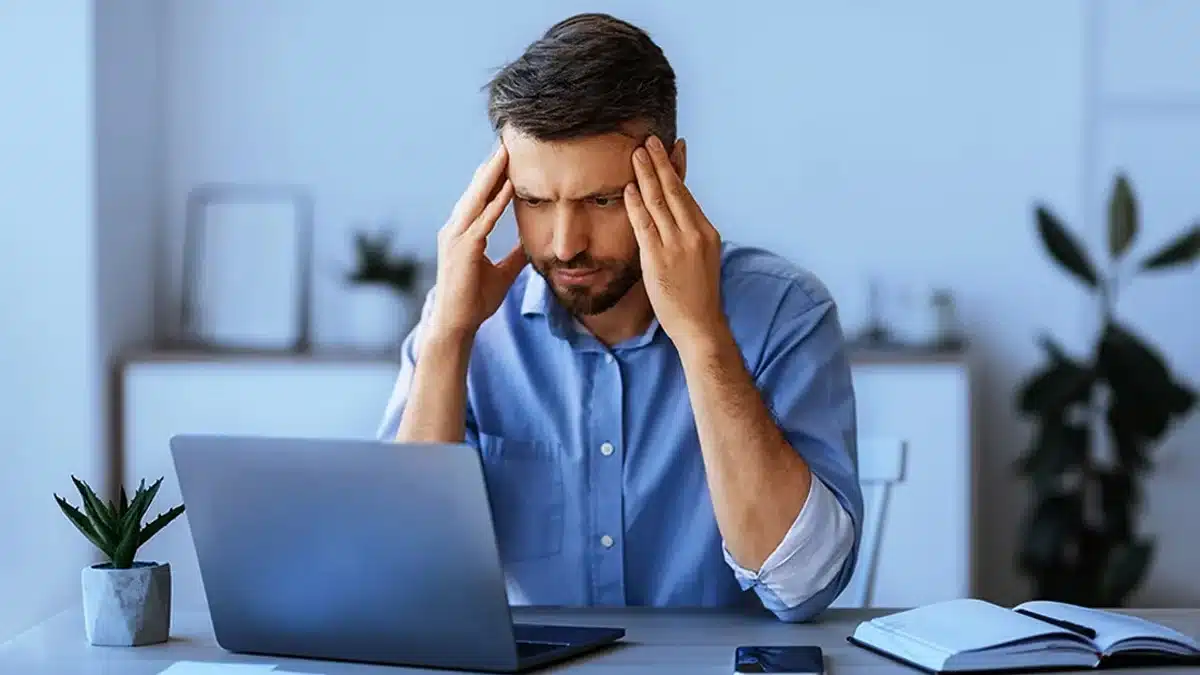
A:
[378,242,863,622]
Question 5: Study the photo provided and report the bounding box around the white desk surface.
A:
[4,605,1200,674]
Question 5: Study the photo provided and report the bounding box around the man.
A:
[378,12,862,623]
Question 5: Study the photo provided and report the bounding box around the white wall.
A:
[157,0,1099,606]
[0,0,159,642]
[95,0,162,438]
[0,1,101,643]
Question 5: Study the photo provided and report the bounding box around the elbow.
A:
[765,540,860,624]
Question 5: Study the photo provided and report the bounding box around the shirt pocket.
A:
[476,433,565,563]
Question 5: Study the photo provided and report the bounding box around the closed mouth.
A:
[554,268,599,279]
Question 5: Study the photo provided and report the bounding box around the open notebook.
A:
[848,598,1200,673]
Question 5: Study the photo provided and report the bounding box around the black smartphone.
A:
[733,645,824,674]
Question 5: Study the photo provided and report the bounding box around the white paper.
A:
[156,662,279,675]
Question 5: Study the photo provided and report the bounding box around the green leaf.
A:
[125,477,163,530]
[1107,174,1138,259]
[1019,493,1084,570]
[1036,205,1099,288]
[1098,321,1194,439]
[1140,223,1200,271]
[1099,540,1153,607]
[1017,358,1094,416]
[1017,419,1088,485]
[138,505,186,547]
[117,486,129,520]
[1106,402,1153,471]
[1036,333,1069,362]
[55,494,112,556]
[1096,470,1138,541]
[110,505,143,569]
[71,476,116,548]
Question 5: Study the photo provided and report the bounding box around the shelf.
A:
[118,341,968,369]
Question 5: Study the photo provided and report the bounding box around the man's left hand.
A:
[624,135,727,348]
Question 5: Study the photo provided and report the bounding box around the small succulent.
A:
[347,228,422,296]
[55,476,185,569]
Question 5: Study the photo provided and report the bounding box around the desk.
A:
[4,606,1200,674]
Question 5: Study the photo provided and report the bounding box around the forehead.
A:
[502,128,641,199]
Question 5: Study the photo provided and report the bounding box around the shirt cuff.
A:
[722,474,855,608]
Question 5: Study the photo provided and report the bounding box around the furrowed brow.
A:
[513,184,629,201]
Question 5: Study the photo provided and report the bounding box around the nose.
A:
[551,206,590,263]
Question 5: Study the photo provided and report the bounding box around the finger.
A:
[632,146,678,239]
[647,136,720,241]
[466,179,514,239]
[449,142,508,233]
[644,136,697,227]
[624,181,660,249]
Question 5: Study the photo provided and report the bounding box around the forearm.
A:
[678,327,813,571]
[394,330,474,443]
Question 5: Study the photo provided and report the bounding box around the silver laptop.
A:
[169,434,625,672]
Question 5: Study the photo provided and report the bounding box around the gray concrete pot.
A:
[81,561,172,646]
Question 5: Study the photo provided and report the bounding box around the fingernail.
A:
[648,136,663,151]
[634,148,649,163]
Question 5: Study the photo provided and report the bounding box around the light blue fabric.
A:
[377,242,863,622]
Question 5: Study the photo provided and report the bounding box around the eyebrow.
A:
[514,184,629,201]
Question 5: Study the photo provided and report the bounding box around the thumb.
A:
[495,243,528,285]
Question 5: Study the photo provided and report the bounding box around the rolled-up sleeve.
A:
[722,470,855,617]
[723,283,864,622]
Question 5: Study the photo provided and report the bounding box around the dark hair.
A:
[485,13,677,146]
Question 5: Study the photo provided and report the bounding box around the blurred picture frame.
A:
[180,183,314,352]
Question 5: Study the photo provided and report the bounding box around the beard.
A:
[527,249,642,316]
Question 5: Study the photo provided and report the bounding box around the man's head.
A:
[486,13,682,316]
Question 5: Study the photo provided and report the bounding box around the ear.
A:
[670,138,688,180]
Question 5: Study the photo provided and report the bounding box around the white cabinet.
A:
[849,359,974,608]
[119,349,973,612]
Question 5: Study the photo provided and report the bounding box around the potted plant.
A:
[344,226,424,352]
[1015,172,1198,607]
[54,476,185,646]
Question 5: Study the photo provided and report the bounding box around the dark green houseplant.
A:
[1016,173,1198,607]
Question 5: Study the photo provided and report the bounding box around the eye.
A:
[592,196,622,208]
[519,197,544,207]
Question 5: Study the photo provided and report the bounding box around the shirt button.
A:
[600,535,614,548]
[604,353,614,363]
[600,442,614,456]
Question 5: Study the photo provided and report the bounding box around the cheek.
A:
[592,208,638,254]
[513,208,552,247]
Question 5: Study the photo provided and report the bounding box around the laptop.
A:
[169,434,625,672]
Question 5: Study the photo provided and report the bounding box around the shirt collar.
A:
[520,267,553,317]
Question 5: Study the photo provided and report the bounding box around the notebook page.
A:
[155,664,279,675]
[1016,601,1200,655]
[871,599,1088,655]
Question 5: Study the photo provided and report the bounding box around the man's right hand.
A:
[427,141,526,341]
